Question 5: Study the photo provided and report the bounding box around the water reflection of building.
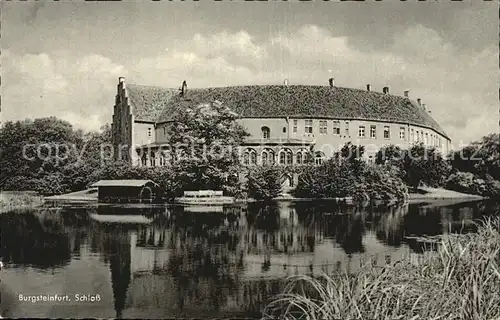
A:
[130,228,170,273]
[7,200,498,318]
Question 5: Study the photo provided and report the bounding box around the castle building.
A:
[111,77,451,187]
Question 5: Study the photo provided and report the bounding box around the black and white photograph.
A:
[0,1,499,319]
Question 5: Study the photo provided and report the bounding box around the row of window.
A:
[356,125,442,146]
[289,120,348,135]
[139,149,325,167]
[357,125,393,139]
[262,120,442,146]
[409,128,442,147]
[243,148,325,166]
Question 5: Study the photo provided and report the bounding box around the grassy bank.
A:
[0,191,44,213]
[263,217,500,320]
[409,186,485,201]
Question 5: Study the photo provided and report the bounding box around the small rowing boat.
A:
[175,190,234,206]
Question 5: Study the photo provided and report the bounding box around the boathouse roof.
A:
[90,180,158,188]
[123,82,449,140]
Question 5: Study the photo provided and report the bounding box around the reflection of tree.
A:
[334,210,365,254]
[246,202,280,231]
[403,204,445,253]
[372,204,408,247]
[0,208,72,269]
[166,242,240,313]
[294,202,365,254]
[100,225,131,319]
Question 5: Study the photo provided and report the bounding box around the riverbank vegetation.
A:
[0,191,43,213]
[263,217,500,320]
[294,143,409,202]
[0,113,498,201]
[376,134,500,198]
[246,166,283,201]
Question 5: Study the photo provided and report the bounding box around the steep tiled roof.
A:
[126,84,449,139]
[126,84,178,122]
[91,180,158,187]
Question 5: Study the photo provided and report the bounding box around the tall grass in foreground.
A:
[263,217,500,320]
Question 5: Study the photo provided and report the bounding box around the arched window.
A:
[243,148,257,165]
[314,151,325,165]
[243,151,250,165]
[150,151,156,167]
[250,150,257,165]
[296,149,310,165]
[262,148,275,166]
[296,151,303,165]
[261,126,270,139]
[279,149,293,165]
[282,174,294,188]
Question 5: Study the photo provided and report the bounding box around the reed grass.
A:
[263,217,500,320]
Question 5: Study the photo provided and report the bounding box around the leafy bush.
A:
[354,165,409,202]
[246,166,283,201]
[294,160,358,199]
[446,171,500,198]
[293,156,408,202]
[450,134,499,181]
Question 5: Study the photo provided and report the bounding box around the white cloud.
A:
[2,49,127,132]
[190,31,267,63]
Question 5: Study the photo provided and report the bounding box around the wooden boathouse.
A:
[90,180,162,203]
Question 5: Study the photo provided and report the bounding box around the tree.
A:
[0,117,84,192]
[375,144,405,166]
[246,166,283,201]
[166,101,249,193]
[447,133,500,197]
[450,134,499,181]
[294,159,358,199]
[402,143,451,190]
[475,133,500,180]
[0,119,114,194]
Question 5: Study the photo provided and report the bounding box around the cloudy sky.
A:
[1,1,497,146]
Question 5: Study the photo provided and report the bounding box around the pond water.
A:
[1,199,499,318]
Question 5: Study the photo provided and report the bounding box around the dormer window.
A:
[261,126,270,139]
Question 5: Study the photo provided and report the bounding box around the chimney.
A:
[383,86,389,94]
[180,80,187,97]
[284,79,288,86]
[417,98,421,106]
[422,103,427,110]
[404,90,409,97]
[329,78,335,87]
[118,77,125,89]
[366,84,371,91]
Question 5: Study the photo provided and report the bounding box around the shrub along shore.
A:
[262,217,500,320]
[1,117,498,202]
[0,191,43,214]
